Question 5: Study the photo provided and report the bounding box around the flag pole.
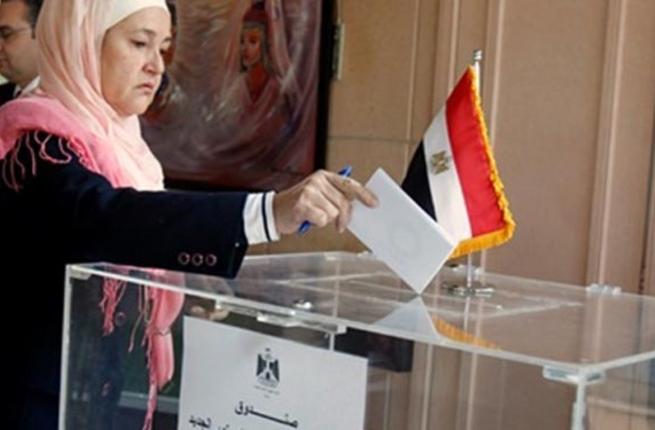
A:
[443,49,495,298]
[472,49,483,87]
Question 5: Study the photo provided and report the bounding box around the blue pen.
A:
[298,165,353,235]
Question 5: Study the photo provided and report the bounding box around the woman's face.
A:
[101,7,171,117]
[241,25,264,69]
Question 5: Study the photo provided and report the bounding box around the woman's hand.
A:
[273,170,379,235]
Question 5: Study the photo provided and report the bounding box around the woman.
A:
[0,0,377,428]
[239,0,276,104]
[219,0,298,171]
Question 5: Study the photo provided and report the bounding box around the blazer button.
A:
[192,253,204,267]
[206,254,218,267]
[178,252,190,266]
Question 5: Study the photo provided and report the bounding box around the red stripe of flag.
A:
[445,70,506,237]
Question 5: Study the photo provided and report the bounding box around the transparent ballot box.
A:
[61,252,655,430]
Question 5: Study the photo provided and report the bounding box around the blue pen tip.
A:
[338,165,352,176]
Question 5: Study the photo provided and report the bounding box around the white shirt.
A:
[243,191,280,244]
[14,76,40,98]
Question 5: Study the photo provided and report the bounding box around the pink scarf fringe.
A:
[100,279,183,430]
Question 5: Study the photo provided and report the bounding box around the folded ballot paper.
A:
[348,168,456,294]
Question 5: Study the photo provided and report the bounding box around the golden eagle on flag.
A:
[402,66,515,259]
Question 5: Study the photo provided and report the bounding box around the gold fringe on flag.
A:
[450,66,516,259]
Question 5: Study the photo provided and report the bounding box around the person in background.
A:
[0,0,378,428]
[0,0,41,105]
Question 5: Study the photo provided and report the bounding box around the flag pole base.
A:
[441,281,495,298]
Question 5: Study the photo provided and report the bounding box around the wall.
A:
[485,0,655,292]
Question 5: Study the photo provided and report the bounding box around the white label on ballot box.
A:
[178,317,368,430]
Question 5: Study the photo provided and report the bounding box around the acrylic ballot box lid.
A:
[66,251,655,381]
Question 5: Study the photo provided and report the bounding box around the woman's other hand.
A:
[273,170,378,235]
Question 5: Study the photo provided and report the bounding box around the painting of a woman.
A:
[143,0,321,190]
[240,1,279,104]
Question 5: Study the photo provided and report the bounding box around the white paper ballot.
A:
[178,317,368,430]
[348,168,456,293]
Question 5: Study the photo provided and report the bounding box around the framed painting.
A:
[143,0,334,191]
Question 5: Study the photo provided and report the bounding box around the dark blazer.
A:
[0,82,16,107]
[1,131,250,428]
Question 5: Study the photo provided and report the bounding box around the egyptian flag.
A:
[402,66,515,259]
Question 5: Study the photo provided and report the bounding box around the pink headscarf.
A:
[0,0,169,190]
[0,2,182,429]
